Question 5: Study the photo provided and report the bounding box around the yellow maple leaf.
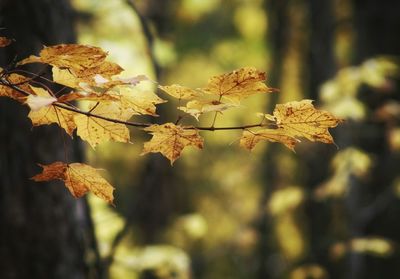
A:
[27,86,77,135]
[19,44,108,72]
[178,99,238,120]
[202,67,274,103]
[240,129,299,151]
[32,161,114,205]
[20,44,123,86]
[75,61,123,83]
[60,86,165,116]
[159,84,200,100]
[52,66,80,88]
[53,64,125,89]
[57,90,119,103]
[141,123,204,164]
[108,87,166,116]
[53,67,161,117]
[273,100,343,143]
[74,102,131,148]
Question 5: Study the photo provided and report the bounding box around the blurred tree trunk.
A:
[111,0,178,246]
[261,0,337,278]
[258,1,297,278]
[346,1,400,278]
[303,0,337,270]
[0,1,100,278]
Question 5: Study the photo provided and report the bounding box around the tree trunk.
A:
[346,1,400,278]
[0,1,99,278]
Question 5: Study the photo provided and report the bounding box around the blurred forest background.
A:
[1,0,400,279]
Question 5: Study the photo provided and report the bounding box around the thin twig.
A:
[0,78,275,131]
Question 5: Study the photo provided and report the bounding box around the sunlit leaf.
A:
[202,67,274,103]
[52,66,80,88]
[142,123,204,164]
[273,99,343,144]
[74,102,131,148]
[20,44,123,85]
[27,86,77,135]
[240,129,299,151]
[178,99,238,120]
[159,84,200,100]
[32,161,114,205]
[108,87,166,116]
[19,44,108,72]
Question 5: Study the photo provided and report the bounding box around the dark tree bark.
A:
[257,1,293,278]
[261,0,338,278]
[0,1,100,278]
[303,0,337,271]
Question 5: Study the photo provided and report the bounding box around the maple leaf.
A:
[108,87,166,116]
[27,86,77,135]
[32,162,114,205]
[53,65,126,90]
[178,99,238,120]
[240,129,299,151]
[159,84,200,100]
[273,100,343,143]
[29,104,77,136]
[74,102,131,148]
[60,87,165,116]
[0,72,32,101]
[142,123,204,164]
[202,67,274,103]
[0,37,12,47]
[57,90,119,103]
[20,44,123,86]
[19,44,108,72]
[52,66,80,88]
[80,61,123,80]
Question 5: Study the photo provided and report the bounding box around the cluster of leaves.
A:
[0,38,342,205]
